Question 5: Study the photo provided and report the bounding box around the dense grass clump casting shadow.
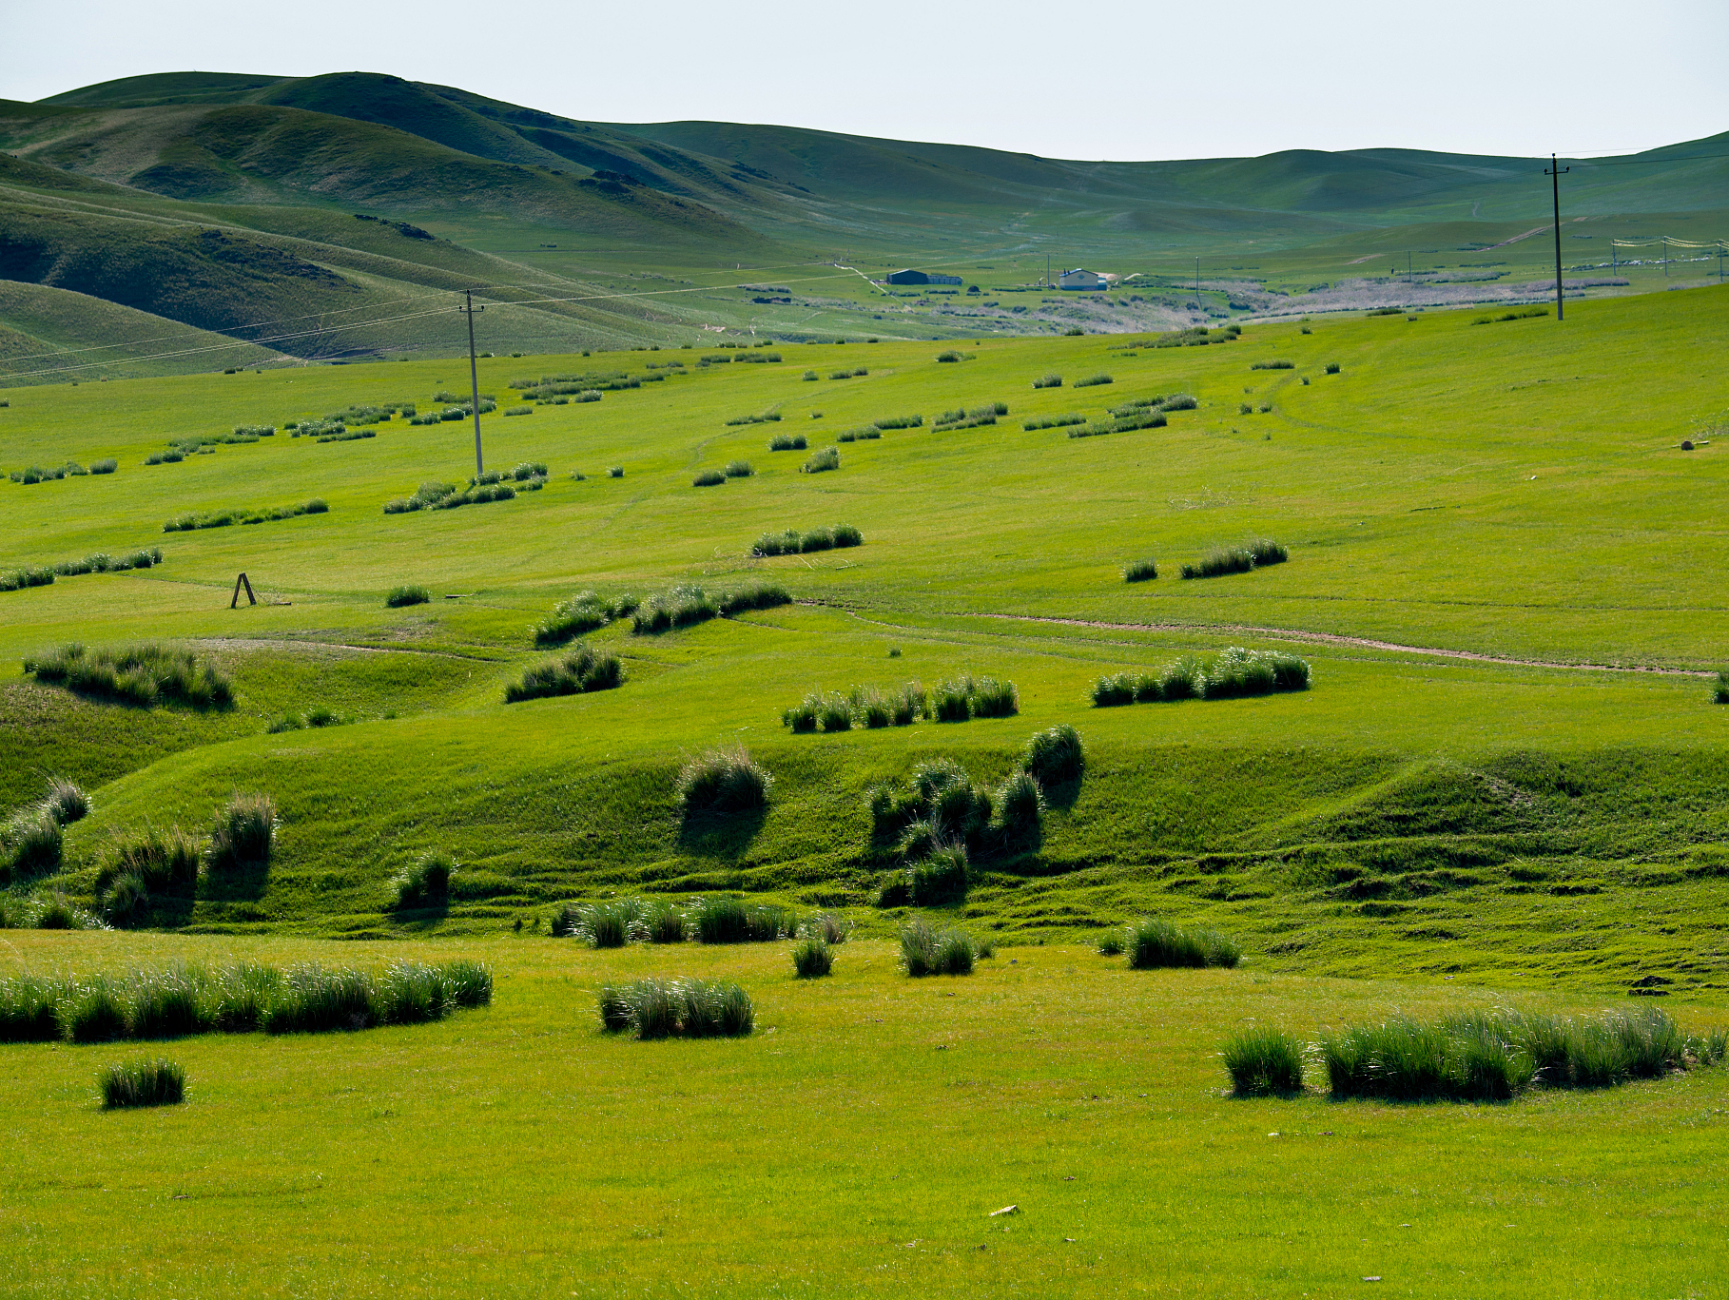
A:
[204,793,274,874]
[1022,723,1085,787]
[1124,559,1158,583]
[1125,918,1241,969]
[505,645,623,703]
[25,644,233,710]
[385,585,430,608]
[1222,1027,1306,1096]
[900,920,976,976]
[1093,650,1308,706]
[393,852,453,910]
[597,978,754,1038]
[678,747,772,823]
[0,960,491,1043]
[99,1058,185,1109]
[792,937,834,977]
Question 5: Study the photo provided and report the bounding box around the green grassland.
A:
[0,286,1726,989]
[5,274,1729,1298]
[3,931,1727,1299]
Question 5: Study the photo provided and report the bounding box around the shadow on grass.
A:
[197,859,270,903]
[677,806,768,860]
[1041,775,1083,812]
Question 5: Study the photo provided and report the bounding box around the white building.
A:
[1058,268,1108,291]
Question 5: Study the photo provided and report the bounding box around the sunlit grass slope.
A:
[1,288,1726,972]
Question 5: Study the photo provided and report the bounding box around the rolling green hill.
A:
[4,68,1725,376]
[2,286,1727,988]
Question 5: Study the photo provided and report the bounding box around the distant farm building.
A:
[1058,268,1108,291]
[885,269,963,286]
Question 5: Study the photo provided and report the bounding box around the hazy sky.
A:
[4,0,1725,161]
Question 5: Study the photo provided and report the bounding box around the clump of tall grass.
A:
[386,584,430,607]
[693,470,726,487]
[204,793,275,873]
[1222,1027,1306,1095]
[690,896,794,943]
[631,582,789,634]
[801,912,853,944]
[0,959,490,1043]
[98,824,200,900]
[769,433,808,451]
[1096,930,1125,956]
[2,808,63,880]
[1180,539,1288,580]
[597,978,754,1038]
[1032,373,1062,388]
[42,776,90,826]
[1714,669,1729,705]
[802,446,840,474]
[532,591,633,645]
[1126,918,1241,969]
[753,525,861,556]
[393,853,454,909]
[1319,1006,1697,1102]
[1249,359,1295,370]
[1074,373,1113,388]
[935,350,962,363]
[1022,723,1085,786]
[723,461,753,478]
[900,920,976,976]
[1124,558,1157,582]
[678,747,772,819]
[505,645,623,702]
[25,643,233,710]
[99,1058,186,1109]
[930,674,1018,721]
[1022,413,1086,431]
[784,680,923,732]
[1324,362,1341,374]
[792,937,833,977]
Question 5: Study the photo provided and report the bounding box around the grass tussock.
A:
[1022,413,1085,431]
[1125,917,1241,969]
[597,978,754,1039]
[629,582,790,635]
[1222,1027,1306,1095]
[1180,539,1289,580]
[204,793,275,873]
[505,644,623,702]
[533,591,635,646]
[768,433,808,451]
[753,524,862,556]
[801,446,841,474]
[1311,1006,1697,1103]
[1714,669,1729,705]
[1124,558,1158,582]
[392,853,454,910]
[25,644,233,710]
[1090,648,1314,707]
[385,585,430,608]
[1021,723,1085,786]
[678,747,772,820]
[899,920,976,976]
[0,960,491,1044]
[99,1058,185,1109]
[783,681,925,732]
[1074,373,1113,388]
[1032,373,1062,388]
[792,938,833,977]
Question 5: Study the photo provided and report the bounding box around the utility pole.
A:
[1194,256,1200,296]
[459,289,485,477]
[1544,154,1569,320]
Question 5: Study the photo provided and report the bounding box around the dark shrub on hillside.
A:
[936,350,962,362]
[1324,362,1341,375]
[678,747,772,819]
[386,585,430,607]
[204,793,274,873]
[1223,1027,1306,1095]
[832,524,863,547]
[1022,723,1084,786]
[1091,672,1138,707]
[505,645,623,702]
